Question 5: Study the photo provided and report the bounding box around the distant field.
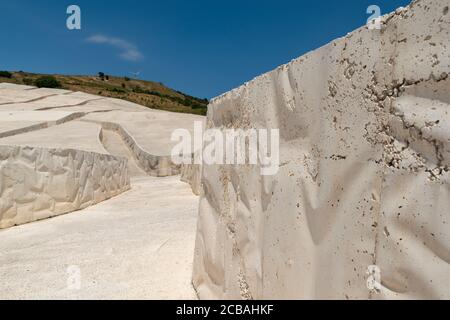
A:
[0,71,208,115]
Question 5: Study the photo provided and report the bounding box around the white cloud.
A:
[86,34,144,62]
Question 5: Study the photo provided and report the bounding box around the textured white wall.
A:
[0,145,130,229]
[181,163,202,196]
[193,0,450,299]
[98,121,181,177]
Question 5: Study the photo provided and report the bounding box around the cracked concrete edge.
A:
[0,112,87,139]
[89,120,181,177]
[0,93,60,106]
[35,97,106,111]
[180,161,202,196]
[95,120,202,191]
[0,121,49,139]
[0,144,130,229]
[363,74,450,180]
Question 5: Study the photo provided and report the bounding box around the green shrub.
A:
[107,87,126,94]
[0,71,13,78]
[22,78,34,85]
[35,76,61,88]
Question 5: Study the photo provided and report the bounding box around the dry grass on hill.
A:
[0,71,208,115]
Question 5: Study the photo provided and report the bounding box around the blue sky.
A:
[0,0,411,99]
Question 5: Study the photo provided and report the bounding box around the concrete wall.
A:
[97,121,179,177]
[102,121,204,192]
[181,163,202,196]
[193,0,450,299]
[0,145,130,229]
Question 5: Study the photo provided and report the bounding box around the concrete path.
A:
[0,176,199,300]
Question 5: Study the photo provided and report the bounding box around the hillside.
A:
[0,71,208,115]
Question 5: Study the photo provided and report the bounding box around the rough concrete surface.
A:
[0,111,88,139]
[193,0,450,300]
[0,121,108,154]
[0,145,130,229]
